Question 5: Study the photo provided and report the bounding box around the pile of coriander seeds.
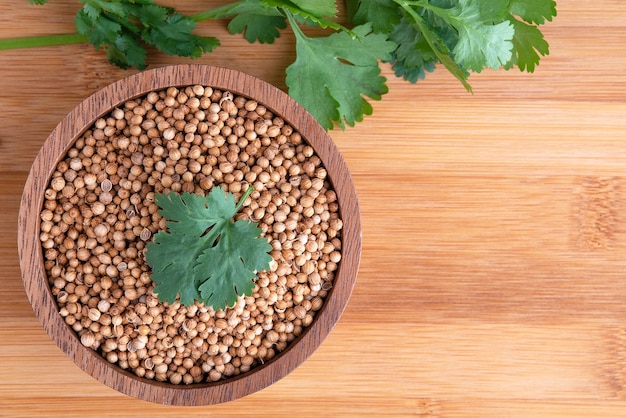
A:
[39,85,343,384]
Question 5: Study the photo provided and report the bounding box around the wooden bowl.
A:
[17,65,361,405]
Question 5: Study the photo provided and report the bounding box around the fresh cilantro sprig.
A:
[350,0,556,92]
[145,186,272,311]
[0,0,557,129]
[76,0,219,69]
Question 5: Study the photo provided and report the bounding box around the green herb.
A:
[359,0,556,92]
[145,186,272,311]
[0,0,556,129]
[285,18,396,130]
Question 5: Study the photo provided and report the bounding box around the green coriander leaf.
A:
[344,0,359,18]
[509,0,557,25]
[84,0,128,17]
[346,0,401,33]
[29,0,49,4]
[474,0,510,21]
[216,0,286,44]
[79,13,122,49]
[197,220,272,311]
[109,33,147,69]
[285,20,396,129]
[261,0,338,18]
[75,7,147,69]
[145,231,206,306]
[152,188,237,237]
[454,20,513,72]
[74,10,97,39]
[262,0,345,32]
[145,187,272,310]
[387,16,437,83]
[292,0,337,17]
[73,0,219,70]
[389,57,435,84]
[139,9,219,58]
[133,3,170,25]
[402,0,513,72]
[230,14,286,43]
[399,5,472,91]
[504,17,550,72]
[443,0,515,72]
[503,0,555,73]
[430,0,456,7]
[82,3,105,20]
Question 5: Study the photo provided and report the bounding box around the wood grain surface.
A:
[2,0,626,416]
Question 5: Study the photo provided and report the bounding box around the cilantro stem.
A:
[234,185,255,214]
[404,0,456,26]
[0,33,87,50]
[190,2,241,22]
[0,1,243,51]
[284,10,306,42]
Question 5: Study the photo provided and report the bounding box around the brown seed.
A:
[76,248,90,261]
[301,260,316,275]
[101,179,113,192]
[140,228,152,241]
[99,192,113,205]
[51,177,65,192]
[97,299,111,313]
[91,201,106,216]
[154,363,168,375]
[293,305,307,319]
[169,372,183,385]
[88,308,101,321]
[94,223,109,238]
[80,330,96,348]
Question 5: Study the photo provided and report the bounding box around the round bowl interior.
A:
[17,65,361,405]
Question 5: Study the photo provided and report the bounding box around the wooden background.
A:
[2,1,626,416]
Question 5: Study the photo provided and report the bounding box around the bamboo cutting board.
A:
[2,1,626,416]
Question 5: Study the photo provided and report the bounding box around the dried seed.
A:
[94,223,109,238]
[101,179,113,192]
[80,330,96,348]
[51,177,65,192]
[219,91,234,106]
[140,228,152,241]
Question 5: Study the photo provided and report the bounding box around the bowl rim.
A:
[17,64,361,405]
